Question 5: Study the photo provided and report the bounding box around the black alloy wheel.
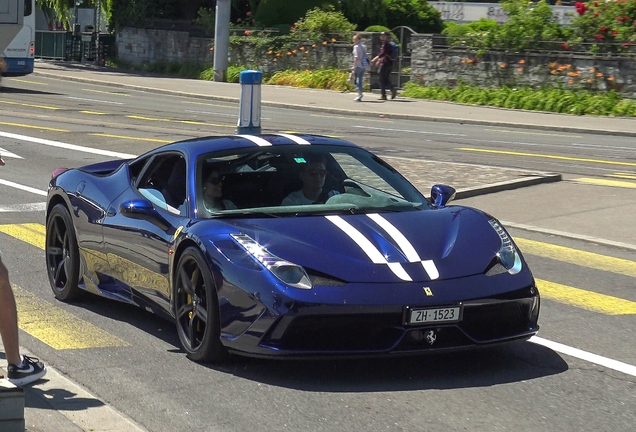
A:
[174,247,227,363]
[45,204,82,301]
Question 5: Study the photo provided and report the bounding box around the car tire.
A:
[45,204,82,301]
[174,246,228,363]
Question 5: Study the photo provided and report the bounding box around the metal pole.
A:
[213,0,231,82]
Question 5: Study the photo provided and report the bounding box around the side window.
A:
[136,153,187,216]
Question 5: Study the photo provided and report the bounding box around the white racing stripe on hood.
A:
[326,215,412,281]
[367,213,440,280]
[276,133,311,145]
[237,135,272,146]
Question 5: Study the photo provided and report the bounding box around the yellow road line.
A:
[537,279,636,315]
[515,237,636,278]
[0,223,45,249]
[607,173,636,180]
[8,78,47,85]
[90,133,173,143]
[0,121,69,132]
[125,115,228,127]
[82,88,130,96]
[573,177,636,189]
[458,147,636,167]
[0,100,60,110]
[13,284,130,350]
[80,110,108,115]
[310,113,388,122]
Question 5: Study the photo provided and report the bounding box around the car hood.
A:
[216,207,504,283]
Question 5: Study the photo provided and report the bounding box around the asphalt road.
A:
[0,74,635,432]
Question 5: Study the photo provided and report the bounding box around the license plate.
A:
[408,306,462,325]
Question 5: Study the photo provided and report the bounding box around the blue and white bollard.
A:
[237,70,262,134]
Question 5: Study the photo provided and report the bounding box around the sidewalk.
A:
[1,59,634,432]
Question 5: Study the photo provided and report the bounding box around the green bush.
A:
[384,0,443,33]
[401,82,636,117]
[291,6,356,40]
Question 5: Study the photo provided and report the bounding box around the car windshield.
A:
[195,145,430,217]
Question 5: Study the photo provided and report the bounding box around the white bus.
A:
[1,0,35,77]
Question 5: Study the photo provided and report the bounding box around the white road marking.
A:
[0,179,47,196]
[0,147,23,159]
[353,125,466,137]
[530,336,636,377]
[0,131,136,158]
[66,96,125,105]
[0,202,46,212]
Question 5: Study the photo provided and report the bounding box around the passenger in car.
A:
[281,155,340,205]
[202,168,237,212]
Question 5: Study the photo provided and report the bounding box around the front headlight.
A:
[231,233,312,289]
[488,219,522,275]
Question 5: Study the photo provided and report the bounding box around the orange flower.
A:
[287,51,292,55]
[299,46,305,51]
[276,52,281,57]
[590,67,596,73]
[273,58,277,62]
[596,72,603,77]
[500,63,507,68]
[322,41,328,45]
[587,79,592,82]
[550,70,556,74]
[568,79,574,84]
[608,76,615,81]
[312,43,316,48]
[292,49,297,53]
[331,38,336,42]
[268,50,273,54]
[519,59,526,64]
[568,72,577,77]
[517,67,523,72]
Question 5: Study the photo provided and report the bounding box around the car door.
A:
[101,152,188,313]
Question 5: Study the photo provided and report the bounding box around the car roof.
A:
[149,134,360,159]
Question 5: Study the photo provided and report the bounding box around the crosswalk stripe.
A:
[537,279,636,315]
[0,224,130,349]
[515,237,636,278]
[0,223,45,249]
[13,284,130,350]
[572,177,636,189]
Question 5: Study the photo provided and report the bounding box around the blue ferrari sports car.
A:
[45,133,539,362]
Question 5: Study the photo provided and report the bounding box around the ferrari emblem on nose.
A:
[425,330,437,345]
[423,287,433,296]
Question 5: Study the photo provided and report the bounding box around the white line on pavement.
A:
[66,96,126,105]
[0,131,136,159]
[0,202,46,212]
[530,336,636,377]
[0,179,47,196]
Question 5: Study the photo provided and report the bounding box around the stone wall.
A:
[410,34,636,96]
[116,27,374,73]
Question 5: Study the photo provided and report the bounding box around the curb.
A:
[455,172,563,200]
[32,70,636,138]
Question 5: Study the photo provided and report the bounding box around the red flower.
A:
[613,30,619,36]
[561,42,571,50]
[594,12,599,17]
[595,34,606,41]
[593,1,598,5]
[246,11,252,16]
[244,30,251,36]
[600,26,608,32]
[575,2,588,14]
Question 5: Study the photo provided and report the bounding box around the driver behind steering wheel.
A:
[281,154,340,205]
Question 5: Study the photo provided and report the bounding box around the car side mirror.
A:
[430,184,456,208]
[120,199,170,231]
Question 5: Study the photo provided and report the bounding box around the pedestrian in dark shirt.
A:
[371,32,397,101]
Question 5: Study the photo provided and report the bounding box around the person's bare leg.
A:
[0,257,21,366]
